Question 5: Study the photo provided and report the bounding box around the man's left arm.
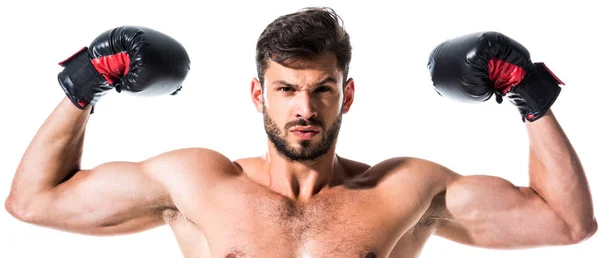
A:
[435,110,597,248]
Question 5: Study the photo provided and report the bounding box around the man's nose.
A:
[294,90,317,119]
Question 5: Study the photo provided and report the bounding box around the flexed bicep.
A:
[435,175,574,249]
[22,161,172,236]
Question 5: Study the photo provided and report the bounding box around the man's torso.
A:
[160,155,448,258]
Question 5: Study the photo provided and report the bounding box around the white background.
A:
[1,0,598,257]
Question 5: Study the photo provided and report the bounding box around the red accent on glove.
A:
[77,99,88,107]
[488,58,526,94]
[90,52,131,85]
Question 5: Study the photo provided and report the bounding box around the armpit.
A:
[161,208,196,227]
[413,191,450,238]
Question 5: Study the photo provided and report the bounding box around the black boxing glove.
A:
[57,26,191,111]
[427,31,564,122]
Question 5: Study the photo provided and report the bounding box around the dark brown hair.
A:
[255,7,352,86]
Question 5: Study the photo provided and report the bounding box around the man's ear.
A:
[342,78,355,114]
[251,77,264,113]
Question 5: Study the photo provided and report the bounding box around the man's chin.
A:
[287,150,326,162]
[292,138,319,149]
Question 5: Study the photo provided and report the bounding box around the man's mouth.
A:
[291,129,320,139]
[290,126,320,132]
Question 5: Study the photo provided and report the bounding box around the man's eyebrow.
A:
[272,77,338,89]
[272,80,298,89]
[316,77,338,86]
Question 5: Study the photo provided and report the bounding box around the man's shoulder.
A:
[346,156,459,190]
[356,156,446,175]
[373,156,458,176]
[143,147,243,179]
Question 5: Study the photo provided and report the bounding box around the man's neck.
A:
[263,145,342,201]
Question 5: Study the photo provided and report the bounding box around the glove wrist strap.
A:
[507,62,564,122]
[57,47,110,109]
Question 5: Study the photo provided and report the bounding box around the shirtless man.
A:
[5,7,597,258]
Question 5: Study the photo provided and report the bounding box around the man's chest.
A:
[182,187,416,257]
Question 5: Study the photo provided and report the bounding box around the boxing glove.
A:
[57,26,191,110]
[427,31,564,122]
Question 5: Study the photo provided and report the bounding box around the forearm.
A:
[526,109,597,239]
[9,97,92,199]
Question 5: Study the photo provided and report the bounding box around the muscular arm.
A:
[6,98,172,235]
[435,110,597,248]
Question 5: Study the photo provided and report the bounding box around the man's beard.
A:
[263,106,342,162]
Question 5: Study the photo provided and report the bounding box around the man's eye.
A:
[315,86,332,93]
[278,87,293,92]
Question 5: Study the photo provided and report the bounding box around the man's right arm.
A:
[6,25,196,236]
[6,98,173,236]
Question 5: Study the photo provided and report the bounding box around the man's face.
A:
[252,52,354,162]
